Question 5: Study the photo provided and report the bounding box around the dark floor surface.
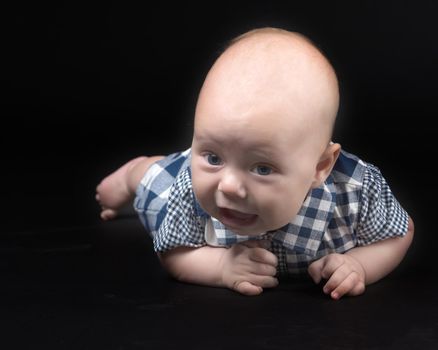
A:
[1,215,437,350]
[2,1,438,348]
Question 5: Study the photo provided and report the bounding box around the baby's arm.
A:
[308,216,414,300]
[158,241,279,296]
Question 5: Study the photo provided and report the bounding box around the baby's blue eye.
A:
[254,165,273,176]
[206,153,222,166]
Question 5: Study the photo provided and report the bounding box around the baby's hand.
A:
[308,253,366,300]
[220,240,278,296]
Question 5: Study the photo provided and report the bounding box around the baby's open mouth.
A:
[219,208,258,227]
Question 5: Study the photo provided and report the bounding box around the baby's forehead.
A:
[195,29,339,147]
[195,108,309,151]
[204,32,335,103]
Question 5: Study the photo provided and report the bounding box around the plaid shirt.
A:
[134,148,409,275]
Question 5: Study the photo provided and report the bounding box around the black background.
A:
[1,1,438,349]
[2,0,436,262]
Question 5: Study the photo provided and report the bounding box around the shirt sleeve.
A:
[153,168,206,253]
[356,163,409,246]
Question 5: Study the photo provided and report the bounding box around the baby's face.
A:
[191,109,323,236]
[191,30,338,235]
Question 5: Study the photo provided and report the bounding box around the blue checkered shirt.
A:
[134,148,409,275]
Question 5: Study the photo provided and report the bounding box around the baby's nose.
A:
[218,171,247,199]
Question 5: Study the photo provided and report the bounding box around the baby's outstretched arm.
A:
[159,240,279,296]
[308,216,414,300]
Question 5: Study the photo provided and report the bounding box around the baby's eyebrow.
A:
[193,130,215,141]
[193,131,239,147]
[194,130,280,159]
[250,148,279,161]
[193,133,222,146]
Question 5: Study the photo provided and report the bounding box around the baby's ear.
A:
[311,143,341,188]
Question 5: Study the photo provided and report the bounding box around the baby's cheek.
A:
[265,196,300,227]
[192,180,216,211]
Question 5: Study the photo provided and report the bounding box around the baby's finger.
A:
[235,281,263,296]
[308,258,325,284]
[251,261,277,277]
[322,263,352,295]
[249,275,279,289]
[330,271,364,300]
[249,247,278,267]
[319,254,345,280]
[260,276,279,289]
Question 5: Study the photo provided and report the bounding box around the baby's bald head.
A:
[195,27,340,155]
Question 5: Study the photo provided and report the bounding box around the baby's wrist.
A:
[217,247,232,288]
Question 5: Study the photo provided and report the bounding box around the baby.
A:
[96,27,414,299]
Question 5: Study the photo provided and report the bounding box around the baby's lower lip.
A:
[219,208,258,227]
